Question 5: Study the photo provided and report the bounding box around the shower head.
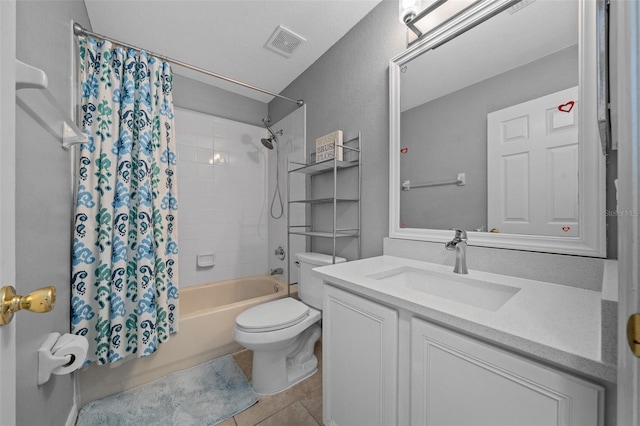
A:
[261,137,274,150]
[260,115,283,149]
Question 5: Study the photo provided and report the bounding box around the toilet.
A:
[233,252,346,395]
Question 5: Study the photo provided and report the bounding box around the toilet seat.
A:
[235,298,310,333]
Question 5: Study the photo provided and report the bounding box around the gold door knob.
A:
[0,285,56,326]
[628,313,640,357]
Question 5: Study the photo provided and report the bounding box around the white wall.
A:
[175,107,269,287]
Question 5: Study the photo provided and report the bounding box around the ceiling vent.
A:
[265,26,306,58]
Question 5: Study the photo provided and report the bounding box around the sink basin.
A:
[368,266,520,311]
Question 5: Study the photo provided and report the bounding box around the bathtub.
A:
[79,274,293,405]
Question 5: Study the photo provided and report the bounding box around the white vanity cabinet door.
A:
[410,318,603,426]
[323,285,398,426]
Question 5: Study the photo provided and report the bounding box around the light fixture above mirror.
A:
[400,0,527,46]
[399,0,422,23]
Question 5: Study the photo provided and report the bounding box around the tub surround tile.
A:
[178,161,197,178]
[240,262,270,277]
[178,144,198,162]
[197,135,214,150]
[178,133,198,146]
[196,163,215,179]
[175,107,268,288]
[228,151,245,167]
[213,137,230,152]
[196,147,214,164]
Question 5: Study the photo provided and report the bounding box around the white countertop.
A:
[313,255,616,383]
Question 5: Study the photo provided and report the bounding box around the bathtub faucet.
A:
[270,268,283,275]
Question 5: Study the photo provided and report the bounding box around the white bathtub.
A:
[79,274,291,405]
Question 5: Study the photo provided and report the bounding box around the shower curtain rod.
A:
[73,23,304,107]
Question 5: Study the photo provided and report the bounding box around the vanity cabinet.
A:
[410,318,603,426]
[322,285,398,426]
[322,284,604,426]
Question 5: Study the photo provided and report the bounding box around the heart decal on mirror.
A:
[400,147,408,154]
[558,101,575,113]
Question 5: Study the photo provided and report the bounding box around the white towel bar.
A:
[15,60,88,150]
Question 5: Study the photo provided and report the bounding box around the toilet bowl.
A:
[232,252,346,395]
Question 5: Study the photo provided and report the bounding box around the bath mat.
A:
[76,355,258,426]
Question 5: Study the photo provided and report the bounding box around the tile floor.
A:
[220,341,323,426]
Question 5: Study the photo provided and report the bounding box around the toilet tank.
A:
[296,252,346,310]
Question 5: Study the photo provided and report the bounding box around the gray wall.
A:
[400,46,578,231]
[270,1,617,260]
[269,0,407,259]
[173,74,267,127]
[15,1,91,425]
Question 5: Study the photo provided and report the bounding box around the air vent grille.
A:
[265,26,306,58]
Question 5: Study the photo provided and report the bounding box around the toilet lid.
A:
[236,298,310,333]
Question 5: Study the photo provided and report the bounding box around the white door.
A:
[0,0,17,423]
[615,0,640,423]
[487,86,579,237]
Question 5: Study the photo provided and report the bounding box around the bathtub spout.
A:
[270,268,283,275]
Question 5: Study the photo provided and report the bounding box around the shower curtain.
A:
[71,37,179,365]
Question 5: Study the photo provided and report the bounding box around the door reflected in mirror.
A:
[390,0,606,256]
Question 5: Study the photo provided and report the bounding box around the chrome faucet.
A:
[445,228,468,274]
[270,268,283,275]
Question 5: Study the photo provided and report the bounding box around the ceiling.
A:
[84,0,383,104]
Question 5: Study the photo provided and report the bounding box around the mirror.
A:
[389,0,606,257]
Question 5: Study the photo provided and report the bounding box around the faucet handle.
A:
[452,228,467,240]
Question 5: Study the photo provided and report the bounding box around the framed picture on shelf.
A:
[315,130,343,162]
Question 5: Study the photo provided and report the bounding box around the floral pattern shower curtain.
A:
[71,37,179,365]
